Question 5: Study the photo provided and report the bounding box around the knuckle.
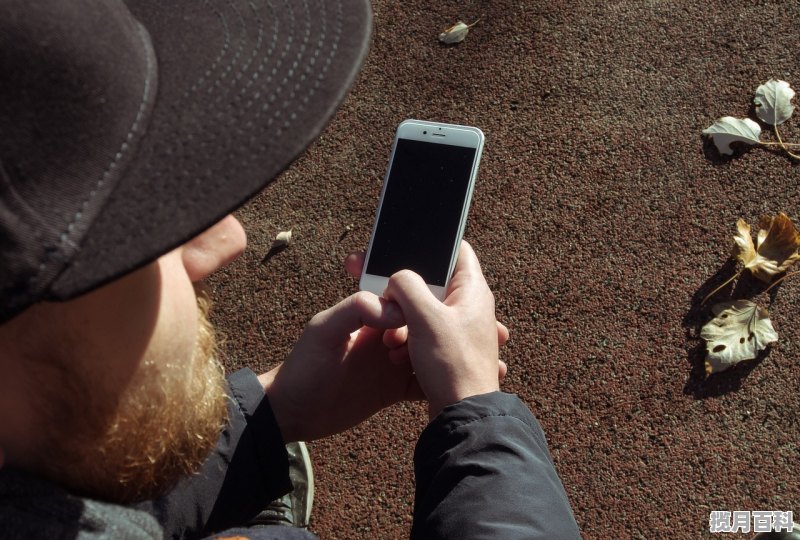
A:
[388,269,417,287]
[308,310,327,329]
[309,301,343,329]
[394,269,417,280]
[350,291,373,311]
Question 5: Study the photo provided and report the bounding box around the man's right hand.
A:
[383,241,505,420]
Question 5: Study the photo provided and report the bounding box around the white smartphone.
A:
[359,119,485,300]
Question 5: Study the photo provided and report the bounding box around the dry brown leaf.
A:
[732,213,800,283]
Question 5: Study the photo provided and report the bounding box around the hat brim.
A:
[48,0,371,300]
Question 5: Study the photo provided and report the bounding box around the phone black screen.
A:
[365,138,477,286]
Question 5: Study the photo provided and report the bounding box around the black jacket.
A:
[0,368,580,539]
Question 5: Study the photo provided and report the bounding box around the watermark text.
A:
[709,510,793,533]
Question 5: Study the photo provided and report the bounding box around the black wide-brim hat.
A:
[0,0,371,322]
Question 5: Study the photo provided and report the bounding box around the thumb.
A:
[308,291,405,344]
[384,269,443,327]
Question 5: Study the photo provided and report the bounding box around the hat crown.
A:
[0,0,158,321]
[1,0,372,324]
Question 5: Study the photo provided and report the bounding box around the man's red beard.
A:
[31,289,228,503]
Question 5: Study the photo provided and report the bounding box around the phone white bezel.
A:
[359,119,485,301]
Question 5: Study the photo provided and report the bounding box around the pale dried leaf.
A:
[700,300,778,375]
[702,117,761,155]
[439,21,470,44]
[274,230,293,247]
[754,79,796,125]
[261,230,293,264]
[732,213,800,282]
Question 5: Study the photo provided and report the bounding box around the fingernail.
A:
[383,301,404,324]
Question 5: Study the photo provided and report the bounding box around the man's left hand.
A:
[257,291,423,443]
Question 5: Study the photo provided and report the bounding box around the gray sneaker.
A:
[249,441,314,528]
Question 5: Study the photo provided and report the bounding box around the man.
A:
[0,0,580,538]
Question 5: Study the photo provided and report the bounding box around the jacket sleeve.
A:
[132,368,293,539]
[411,392,581,540]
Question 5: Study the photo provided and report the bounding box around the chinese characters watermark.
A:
[709,510,794,533]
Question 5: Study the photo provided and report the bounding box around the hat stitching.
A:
[138,0,270,165]
[183,0,236,101]
[215,3,277,107]
[80,0,342,268]
[208,1,272,109]
[197,0,318,148]
[164,0,335,206]
[240,0,340,146]
[241,0,338,142]
[208,0,249,94]
[4,0,367,316]
[164,0,341,177]
[78,0,276,261]
[133,0,286,187]
[216,1,268,102]
[228,0,325,137]
[27,21,157,287]
[273,0,341,137]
